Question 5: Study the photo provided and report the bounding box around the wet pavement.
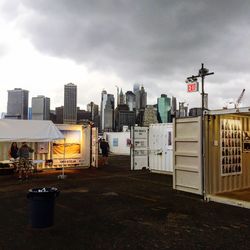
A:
[0,155,249,250]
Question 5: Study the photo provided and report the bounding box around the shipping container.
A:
[173,108,250,208]
[149,123,173,174]
[103,132,131,155]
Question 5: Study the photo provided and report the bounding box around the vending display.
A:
[220,119,242,176]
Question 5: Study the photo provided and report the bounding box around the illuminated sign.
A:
[187,82,199,92]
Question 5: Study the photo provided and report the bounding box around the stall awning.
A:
[0,119,64,142]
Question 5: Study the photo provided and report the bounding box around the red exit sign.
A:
[187,82,199,92]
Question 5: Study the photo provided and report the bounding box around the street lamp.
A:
[186,63,214,195]
[186,63,214,113]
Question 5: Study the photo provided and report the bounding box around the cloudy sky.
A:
[0,0,250,114]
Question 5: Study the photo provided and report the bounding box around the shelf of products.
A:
[220,119,242,176]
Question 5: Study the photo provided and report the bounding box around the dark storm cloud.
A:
[8,0,249,77]
[2,0,250,107]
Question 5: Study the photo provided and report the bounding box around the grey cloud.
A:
[2,0,250,108]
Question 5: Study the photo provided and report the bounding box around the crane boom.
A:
[235,89,245,108]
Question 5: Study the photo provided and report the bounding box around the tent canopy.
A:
[0,119,64,142]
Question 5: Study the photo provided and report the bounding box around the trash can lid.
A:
[28,187,58,193]
[27,187,60,198]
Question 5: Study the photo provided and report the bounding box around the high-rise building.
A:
[125,91,136,111]
[134,85,147,112]
[133,83,140,93]
[140,86,147,109]
[101,90,107,131]
[56,106,64,124]
[119,89,125,105]
[100,90,115,132]
[177,102,188,118]
[143,105,158,126]
[32,95,50,120]
[171,96,177,117]
[157,94,171,123]
[87,101,99,128]
[63,83,77,124]
[77,107,91,124]
[115,104,135,131]
[7,88,29,119]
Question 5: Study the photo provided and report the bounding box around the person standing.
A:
[18,142,34,180]
[99,138,110,166]
[8,142,19,160]
[8,142,19,172]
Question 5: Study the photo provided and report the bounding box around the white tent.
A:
[0,119,66,178]
[0,119,64,142]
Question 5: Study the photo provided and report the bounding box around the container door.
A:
[131,126,149,170]
[165,125,173,172]
[173,117,203,195]
[91,127,98,168]
[149,125,164,172]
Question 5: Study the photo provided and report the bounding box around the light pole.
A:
[186,63,214,194]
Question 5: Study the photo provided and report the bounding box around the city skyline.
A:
[1,1,250,114]
[1,83,158,115]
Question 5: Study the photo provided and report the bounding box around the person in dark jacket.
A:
[18,142,34,180]
[99,138,110,166]
[8,142,19,160]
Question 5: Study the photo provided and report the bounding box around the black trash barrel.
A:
[27,187,59,228]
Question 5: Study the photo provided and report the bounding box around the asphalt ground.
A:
[0,155,249,250]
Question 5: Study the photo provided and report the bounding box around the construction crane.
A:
[229,89,245,109]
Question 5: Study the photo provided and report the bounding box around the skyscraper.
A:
[87,101,99,128]
[56,106,64,124]
[125,91,136,111]
[63,83,77,124]
[157,94,171,123]
[143,105,158,126]
[100,90,115,132]
[140,86,147,109]
[119,89,125,105]
[134,85,147,112]
[32,95,50,120]
[7,88,29,119]
[133,83,140,93]
[115,104,135,131]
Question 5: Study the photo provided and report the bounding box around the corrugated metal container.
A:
[104,132,131,155]
[173,110,250,198]
[205,113,250,195]
[149,123,173,174]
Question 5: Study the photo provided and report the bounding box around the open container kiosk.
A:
[173,107,250,208]
[0,120,98,170]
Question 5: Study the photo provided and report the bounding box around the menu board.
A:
[220,119,242,176]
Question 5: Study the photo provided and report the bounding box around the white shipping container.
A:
[104,132,131,155]
[149,123,173,174]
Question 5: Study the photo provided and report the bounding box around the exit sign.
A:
[187,82,199,92]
